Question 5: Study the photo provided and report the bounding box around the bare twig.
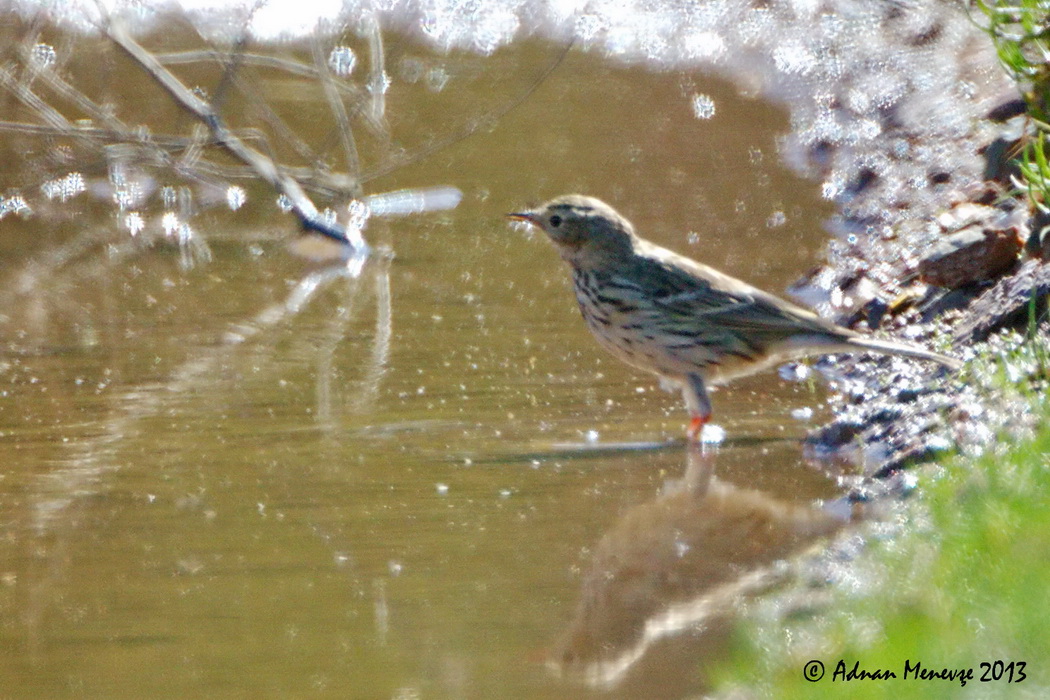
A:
[360,38,575,183]
[226,68,325,166]
[155,49,387,136]
[0,62,79,134]
[312,35,361,176]
[0,119,192,147]
[365,13,388,126]
[106,19,367,252]
[19,44,127,134]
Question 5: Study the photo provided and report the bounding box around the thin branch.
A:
[106,19,366,251]
[155,49,387,137]
[0,62,78,133]
[209,0,266,115]
[18,43,128,134]
[0,119,192,147]
[365,13,388,126]
[312,35,360,176]
[360,38,575,183]
[228,68,327,166]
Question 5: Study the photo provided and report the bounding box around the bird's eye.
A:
[549,215,562,228]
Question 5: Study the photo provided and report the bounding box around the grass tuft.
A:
[974,1,1050,209]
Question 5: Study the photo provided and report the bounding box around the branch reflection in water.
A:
[4,181,462,537]
[12,249,393,647]
[548,443,853,689]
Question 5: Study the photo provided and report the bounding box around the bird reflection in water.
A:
[547,444,852,689]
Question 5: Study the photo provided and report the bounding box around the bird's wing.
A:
[643,257,844,348]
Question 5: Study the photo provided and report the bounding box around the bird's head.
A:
[507,195,636,268]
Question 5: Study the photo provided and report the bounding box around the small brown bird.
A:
[507,195,961,440]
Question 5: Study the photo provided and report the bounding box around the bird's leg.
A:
[687,415,708,440]
[683,373,712,441]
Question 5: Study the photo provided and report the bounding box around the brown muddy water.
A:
[0,21,848,699]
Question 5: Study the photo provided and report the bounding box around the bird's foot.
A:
[686,414,710,442]
[687,414,726,444]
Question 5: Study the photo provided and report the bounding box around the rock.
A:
[846,296,889,330]
[916,284,987,323]
[985,98,1027,122]
[953,259,1050,345]
[934,201,999,230]
[917,224,1022,288]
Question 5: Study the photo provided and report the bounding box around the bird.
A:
[506,195,961,441]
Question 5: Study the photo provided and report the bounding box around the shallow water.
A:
[0,16,852,699]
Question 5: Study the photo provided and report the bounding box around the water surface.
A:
[0,17,847,699]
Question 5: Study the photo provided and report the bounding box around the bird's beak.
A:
[506,211,539,226]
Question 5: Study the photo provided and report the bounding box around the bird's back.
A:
[570,238,854,384]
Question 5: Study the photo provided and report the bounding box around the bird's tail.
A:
[844,335,962,370]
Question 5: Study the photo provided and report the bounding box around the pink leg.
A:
[686,414,709,441]
[683,374,712,442]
